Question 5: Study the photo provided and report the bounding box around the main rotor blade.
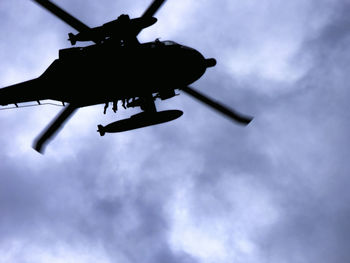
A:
[134,0,166,36]
[141,0,167,18]
[181,86,253,125]
[32,0,91,33]
[33,103,78,154]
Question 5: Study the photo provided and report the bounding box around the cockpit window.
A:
[163,40,177,46]
[144,40,178,48]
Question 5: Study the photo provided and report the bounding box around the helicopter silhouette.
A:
[0,0,253,153]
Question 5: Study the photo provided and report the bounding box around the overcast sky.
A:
[0,0,349,262]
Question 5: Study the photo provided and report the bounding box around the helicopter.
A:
[0,0,253,153]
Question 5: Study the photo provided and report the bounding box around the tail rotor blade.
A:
[33,103,78,153]
[181,86,253,125]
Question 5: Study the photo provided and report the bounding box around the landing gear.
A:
[139,93,156,113]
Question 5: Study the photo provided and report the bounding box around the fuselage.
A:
[41,40,211,105]
[0,40,216,107]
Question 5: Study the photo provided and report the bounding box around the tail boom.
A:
[0,78,45,106]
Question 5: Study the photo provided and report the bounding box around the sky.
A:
[0,0,350,262]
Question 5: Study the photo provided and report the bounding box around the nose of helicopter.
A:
[204,58,217,68]
[184,46,216,68]
[180,46,216,84]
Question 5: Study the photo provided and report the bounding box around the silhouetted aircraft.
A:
[0,0,253,153]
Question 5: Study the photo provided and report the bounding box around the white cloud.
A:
[169,175,279,263]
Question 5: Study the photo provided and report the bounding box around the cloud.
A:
[1,0,350,263]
